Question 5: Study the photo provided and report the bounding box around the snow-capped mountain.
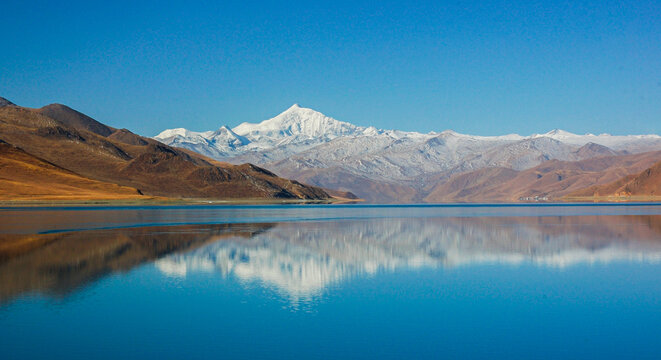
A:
[233,104,362,141]
[154,105,661,202]
[533,129,661,149]
[155,125,249,158]
[155,104,370,159]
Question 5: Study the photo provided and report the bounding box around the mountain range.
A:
[156,105,661,202]
[0,98,331,202]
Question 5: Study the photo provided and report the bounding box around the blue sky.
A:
[1,0,659,136]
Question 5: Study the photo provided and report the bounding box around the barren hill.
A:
[0,140,144,201]
[0,99,330,201]
[424,151,661,202]
[567,160,661,200]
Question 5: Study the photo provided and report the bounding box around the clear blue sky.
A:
[1,0,660,136]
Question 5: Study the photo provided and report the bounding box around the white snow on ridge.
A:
[153,104,661,180]
[155,104,660,161]
[533,129,661,148]
[155,104,371,158]
[153,104,661,202]
[155,127,200,139]
[233,104,361,139]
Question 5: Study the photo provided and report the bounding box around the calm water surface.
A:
[1,204,661,359]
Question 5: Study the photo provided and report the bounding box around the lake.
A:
[1,204,661,359]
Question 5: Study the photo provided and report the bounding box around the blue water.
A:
[1,204,661,359]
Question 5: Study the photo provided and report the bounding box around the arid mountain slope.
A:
[567,160,661,199]
[0,140,144,201]
[274,166,419,203]
[0,98,329,201]
[424,151,661,202]
[423,167,520,203]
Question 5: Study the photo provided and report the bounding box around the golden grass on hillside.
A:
[0,102,330,201]
[0,141,146,201]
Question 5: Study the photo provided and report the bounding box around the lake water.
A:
[1,204,661,359]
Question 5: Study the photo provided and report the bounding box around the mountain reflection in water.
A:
[0,223,274,303]
[1,215,660,304]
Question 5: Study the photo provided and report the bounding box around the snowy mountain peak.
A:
[211,125,241,138]
[212,125,238,135]
[155,127,192,139]
[540,129,577,137]
[440,129,458,136]
[154,106,661,181]
[208,125,249,146]
[232,105,361,140]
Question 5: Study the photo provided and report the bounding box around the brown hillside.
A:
[573,142,620,158]
[424,151,661,202]
[37,103,114,136]
[567,160,661,198]
[424,167,519,202]
[0,140,145,201]
[276,166,419,203]
[0,99,330,201]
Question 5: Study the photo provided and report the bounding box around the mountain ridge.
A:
[0,98,332,202]
[154,104,661,203]
[155,104,660,160]
[566,159,661,200]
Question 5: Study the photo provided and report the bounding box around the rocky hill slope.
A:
[0,98,330,202]
[566,160,661,200]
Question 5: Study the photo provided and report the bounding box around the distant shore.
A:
[561,195,661,203]
[0,196,362,207]
[2,197,660,207]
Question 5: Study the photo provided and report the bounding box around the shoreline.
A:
[0,198,658,208]
[0,196,355,207]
